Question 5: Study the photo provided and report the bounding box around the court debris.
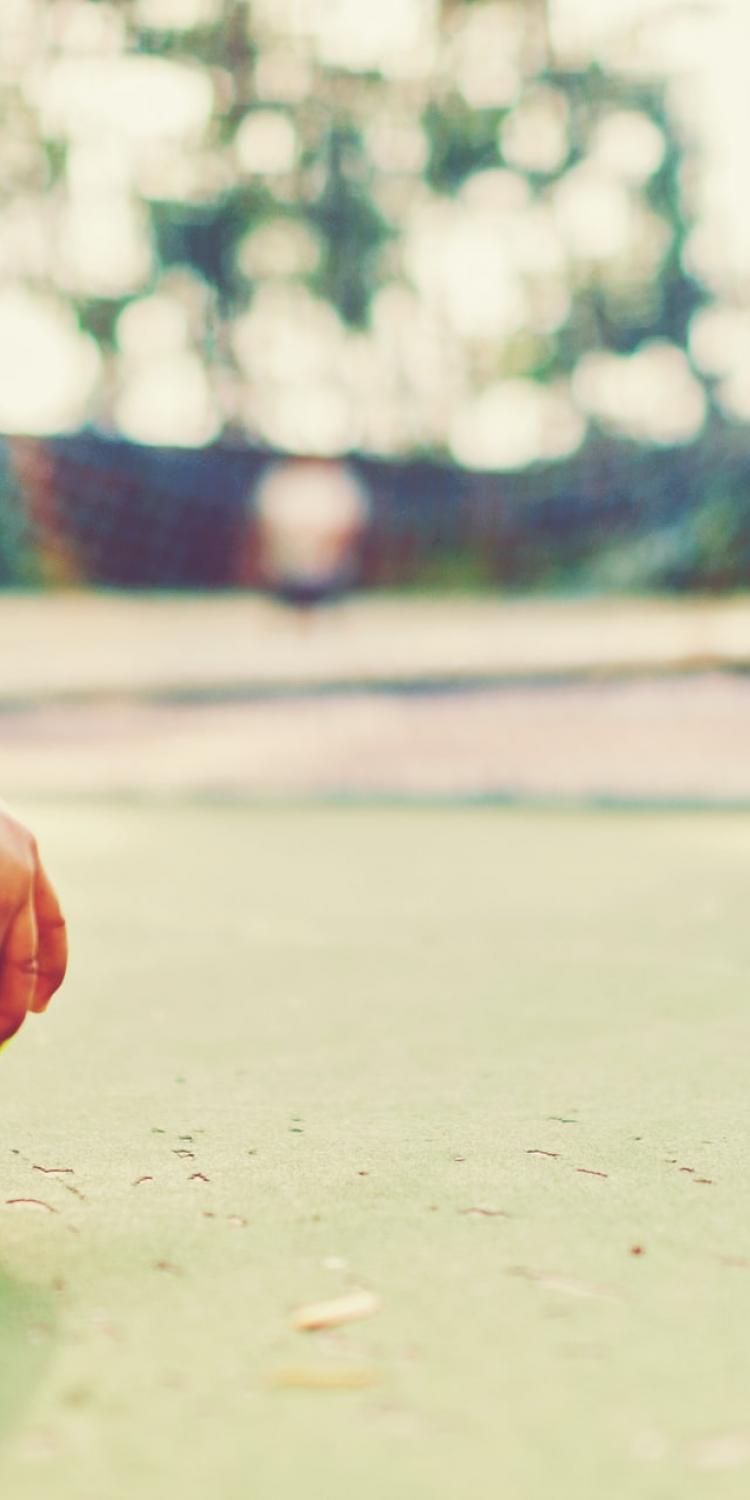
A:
[4,1196,57,1212]
[508,1268,621,1303]
[460,1206,509,1218]
[291,1290,380,1332]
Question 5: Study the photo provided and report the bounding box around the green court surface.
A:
[1,802,749,1499]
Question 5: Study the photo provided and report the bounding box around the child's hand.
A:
[0,807,67,1045]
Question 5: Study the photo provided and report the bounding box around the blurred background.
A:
[2,0,750,802]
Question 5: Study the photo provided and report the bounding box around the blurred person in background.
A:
[0,805,67,1045]
[254,460,370,612]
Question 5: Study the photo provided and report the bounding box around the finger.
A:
[0,896,39,1044]
[31,861,68,1013]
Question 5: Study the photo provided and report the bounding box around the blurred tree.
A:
[0,0,724,469]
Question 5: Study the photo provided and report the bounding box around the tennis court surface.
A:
[1,801,749,1499]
